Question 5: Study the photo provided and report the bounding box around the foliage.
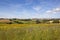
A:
[14,21,24,24]
[53,20,59,23]
[0,18,60,24]
[36,20,41,24]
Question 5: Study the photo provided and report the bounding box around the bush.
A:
[14,21,23,24]
[6,22,13,24]
[53,20,59,23]
[36,20,41,24]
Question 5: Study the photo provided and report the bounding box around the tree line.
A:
[0,18,60,24]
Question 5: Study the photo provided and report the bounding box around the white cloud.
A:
[33,6,41,12]
[44,8,60,18]
[46,8,60,14]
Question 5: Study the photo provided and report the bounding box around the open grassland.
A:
[0,24,60,40]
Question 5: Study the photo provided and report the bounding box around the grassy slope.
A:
[0,24,60,40]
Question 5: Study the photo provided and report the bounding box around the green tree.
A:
[53,20,59,23]
[36,20,41,24]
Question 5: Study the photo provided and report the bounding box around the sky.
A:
[0,0,60,19]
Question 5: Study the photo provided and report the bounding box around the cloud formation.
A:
[46,7,60,14]
[0,0,60,18]
[33,6,41,12]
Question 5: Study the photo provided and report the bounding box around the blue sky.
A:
[0,0,60,19]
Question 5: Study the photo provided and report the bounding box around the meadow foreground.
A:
[0,24,60,40]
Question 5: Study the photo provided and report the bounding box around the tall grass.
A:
[0,24,60,40]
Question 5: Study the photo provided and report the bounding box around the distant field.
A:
[0,24,60,40]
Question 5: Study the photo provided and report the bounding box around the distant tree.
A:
[17,22,23,24]
[12,18,17,20]
[9,19,12,21]
[6,22,13,24]
[36,20,41,24]
[20,19,32,21]
[14,21,23,24]
[42,20,48,23]
[53,20,59,23]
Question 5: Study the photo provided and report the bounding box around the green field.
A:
[0,24,60,40]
